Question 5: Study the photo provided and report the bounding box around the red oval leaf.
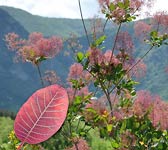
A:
[14,84,69,147]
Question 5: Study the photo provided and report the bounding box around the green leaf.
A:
[36,56,47,63]
[109,3,115,11]
[79,131,87,137]
[111,139,120,148]
[107,124,113,132]
[86,108,97,114]
[131,90,136,96]
[135,122,140,128]
[77,52,84,62]
[124,0,130,8]
[74,96,82,105]
[126,15,136,22]
[94,35,106,47]
[118,2,124,8]
[150,31,158,38]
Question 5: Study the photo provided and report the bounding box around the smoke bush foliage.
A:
[4,0,168,150]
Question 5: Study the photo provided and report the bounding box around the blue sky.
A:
[0,0,168,18]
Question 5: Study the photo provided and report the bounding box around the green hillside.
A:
[137,45,168,100]
[0,6,105,37]
[0,117,13,145]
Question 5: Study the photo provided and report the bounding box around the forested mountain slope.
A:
[0,6,167,112]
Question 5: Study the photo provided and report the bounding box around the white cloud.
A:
[0,0,168,18]
[153,0,168,12]
[0,0,100,18]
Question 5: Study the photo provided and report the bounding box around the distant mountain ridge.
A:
[0,8,34,111]
[0,7,74,111]
[0,6,167,112]
[0,6,103,37]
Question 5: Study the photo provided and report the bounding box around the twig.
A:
[78,0,90,46]
[110,23,122,62]
[109,45,154,94]
[127,46,154,74]
[36,64,44,87]
[103,19,109,33]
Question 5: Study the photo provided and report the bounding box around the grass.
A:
[88,128,114,150]
[0,117,13,144]
[0,117,114,149]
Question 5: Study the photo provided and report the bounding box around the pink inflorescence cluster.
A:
[5,32,63,65]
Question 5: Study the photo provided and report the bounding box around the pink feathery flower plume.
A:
[5,32,63,65]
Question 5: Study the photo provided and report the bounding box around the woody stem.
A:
[36,64,44,87]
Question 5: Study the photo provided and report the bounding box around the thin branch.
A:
[110,23,122,61]
[85,67,113,113]
[127,46,153,74]
[97,72,113,114]
[36,64,44,87]
[106,90,113,116]
[103,18,109,33]
[108,90,118,116]
[78,0,90,46]
[109,45,154,94]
